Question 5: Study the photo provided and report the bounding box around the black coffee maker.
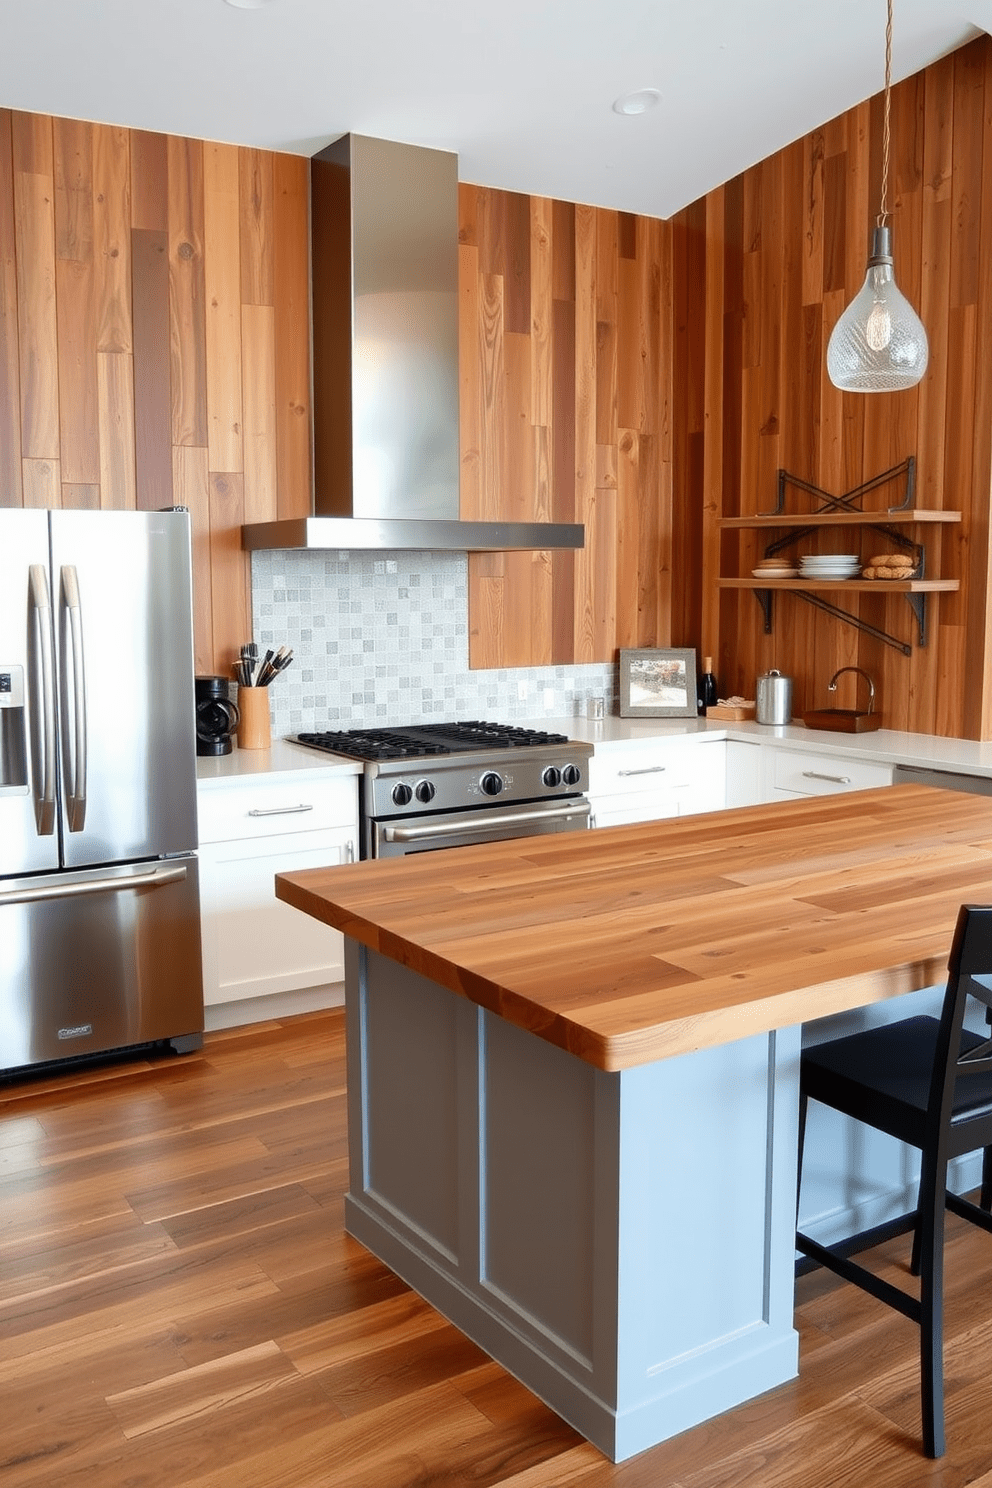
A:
[195,675,240,756]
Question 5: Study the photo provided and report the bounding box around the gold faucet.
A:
[827,666,876,713]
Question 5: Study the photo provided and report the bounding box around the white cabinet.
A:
[725,739,764,807]
[589,738,726,828]
[763,746,893,802]
[198,773,358,1008]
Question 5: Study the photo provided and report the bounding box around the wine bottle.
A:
[700,655,718,713]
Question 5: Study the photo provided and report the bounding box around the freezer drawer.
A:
[0,857,203,1074]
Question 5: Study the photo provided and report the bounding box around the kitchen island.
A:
[276,785,992,1461]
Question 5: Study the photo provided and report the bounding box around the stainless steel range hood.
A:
[243,134,583,554]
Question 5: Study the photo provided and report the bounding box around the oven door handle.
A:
[383,800,591,843]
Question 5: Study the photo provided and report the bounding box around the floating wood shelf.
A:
[718,578,959,593]
[718,510,961,529]
[717,463,961,656]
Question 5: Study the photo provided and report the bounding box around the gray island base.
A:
[343,941,801,1462]
[277,790,992,1461]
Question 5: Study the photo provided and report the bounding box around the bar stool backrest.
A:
[930,905,992,1163]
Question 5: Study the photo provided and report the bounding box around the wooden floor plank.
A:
[105,1339,299,1439]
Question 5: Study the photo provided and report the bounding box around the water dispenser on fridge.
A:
[0,664,28,795]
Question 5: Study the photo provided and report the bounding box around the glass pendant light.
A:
[826,0,929,392]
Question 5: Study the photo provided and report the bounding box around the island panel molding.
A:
[343,939,801,1461]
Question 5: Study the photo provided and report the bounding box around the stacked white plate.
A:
[798,554,860,580]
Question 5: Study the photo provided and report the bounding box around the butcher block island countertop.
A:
[276,783,992,1072]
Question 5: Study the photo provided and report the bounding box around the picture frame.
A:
[618,647,699,719]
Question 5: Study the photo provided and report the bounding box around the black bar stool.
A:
[796,903,992,1457]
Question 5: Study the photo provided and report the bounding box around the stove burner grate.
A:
[295,720,570,762]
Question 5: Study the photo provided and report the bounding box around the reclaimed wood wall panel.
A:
[460,183,675,669]
[687,35,992,738]
[461,36,992,738]
[167,136,208,450]
[0,109,308,679]
[203,142,243,475]
[0,110,22,506]
[15,157,59,460]
[272,153,310,519]
[93,124,132,355]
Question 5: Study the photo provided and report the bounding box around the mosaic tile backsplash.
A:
[250,549,617,737]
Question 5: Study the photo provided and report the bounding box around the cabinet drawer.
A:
[198,775,357,843]
[589,740,715,797]
[770,750,892,797]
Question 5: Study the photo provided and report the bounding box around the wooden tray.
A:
[706,702,756,721]
[803,709,881,733]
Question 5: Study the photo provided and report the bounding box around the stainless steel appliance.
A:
[893,763,992,797]
[242,135,583,556]
[294,721,593,858]
[0,508,204,1075]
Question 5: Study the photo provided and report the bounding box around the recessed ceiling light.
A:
[224,0,275,9]
[612,89,661,117]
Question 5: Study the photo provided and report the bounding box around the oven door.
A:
[370,796,591,858]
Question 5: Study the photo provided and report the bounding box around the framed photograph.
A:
[618,648,698,719]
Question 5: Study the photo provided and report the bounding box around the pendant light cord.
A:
[878,0,893,228]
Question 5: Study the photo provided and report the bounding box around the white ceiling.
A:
[0,0,987,218]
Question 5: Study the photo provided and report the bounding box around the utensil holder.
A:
[237,686,271,750]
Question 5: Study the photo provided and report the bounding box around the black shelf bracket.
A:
[766,457,917,517]
[750,587,921,657]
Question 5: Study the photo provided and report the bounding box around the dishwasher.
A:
[893,764,992,796]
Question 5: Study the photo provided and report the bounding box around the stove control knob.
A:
[480,771,504,797]
[391,782,413,806]
[542,765,562,788]
[562,763,582,786]
[415,780,436,804]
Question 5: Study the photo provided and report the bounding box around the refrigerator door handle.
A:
[60,564,87,832]
[0,862,188,908]
[28,563,57,836]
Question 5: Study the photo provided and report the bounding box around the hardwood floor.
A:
[3,1007,992,1487]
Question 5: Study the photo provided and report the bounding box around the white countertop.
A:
[195,718,992,785]
[543,714,992,779]
[195,737,362,784]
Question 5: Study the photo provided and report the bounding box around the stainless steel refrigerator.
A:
[0,507,204,1075]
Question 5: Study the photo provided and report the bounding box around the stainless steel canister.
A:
[755,669,793,725]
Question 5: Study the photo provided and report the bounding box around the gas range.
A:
[295,720,574,762]
[293,721,593,858]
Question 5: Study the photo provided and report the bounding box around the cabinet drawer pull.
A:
[801,771,852,785]
[617,765,667,777]
[246,803,315,817]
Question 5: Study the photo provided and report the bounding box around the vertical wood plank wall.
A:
[0,110,310,676]
[694,38,992,738]
[459,189,675,668]
[461,36,992,739]
[1,36,992,738]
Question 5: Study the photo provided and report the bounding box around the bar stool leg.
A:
[917,1152,948,1459]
